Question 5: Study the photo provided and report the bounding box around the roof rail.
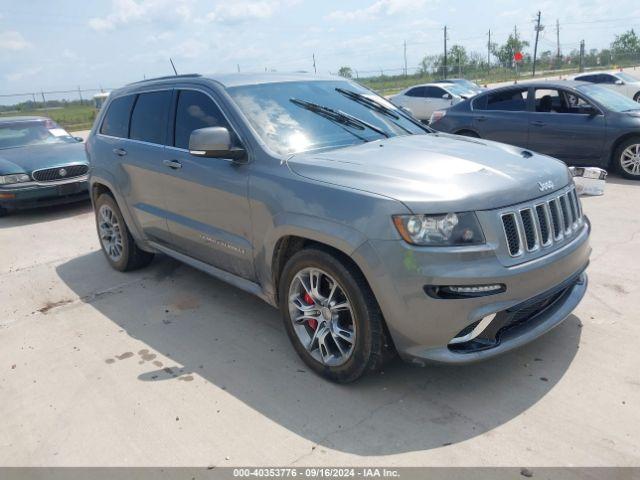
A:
[128,73,202,85]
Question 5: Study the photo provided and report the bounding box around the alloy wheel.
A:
[288,267,356,366]
[98,205,124,262]
[620,144,640,176]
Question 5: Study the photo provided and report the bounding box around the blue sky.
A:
[1,0,640,97]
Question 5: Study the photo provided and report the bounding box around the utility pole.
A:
[443,25,448,79]
[556,19,561,66]
[77,86,84,105]
[312,53,317,74]
[403,40,408,77]
[579,40,585,72]
[487,29,491,69]
[532,11,543,77]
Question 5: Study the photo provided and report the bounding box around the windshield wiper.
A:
[290,98,389,138]
[335,87,432,133]
[335,88,414,135]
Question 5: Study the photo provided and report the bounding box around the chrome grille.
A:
[32,164,89,182]
[500,186,584,258]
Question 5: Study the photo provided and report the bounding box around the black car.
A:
[430,81,640,180]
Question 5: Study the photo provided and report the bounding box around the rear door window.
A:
[405,87,426,97]
[100,95,136,138]
[173,90,230,150]
[482,89,528,111]
[129,90,172,145]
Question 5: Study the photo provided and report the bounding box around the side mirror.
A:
[615,79,624,85]
[442,93,453,100]
[189,127,246,163]
[74,136,84,142]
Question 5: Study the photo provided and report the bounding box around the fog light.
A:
[447,284,504,294]
[424,283,506,299]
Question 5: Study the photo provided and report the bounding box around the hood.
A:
[288,133,571,213]
[0,142,87,175]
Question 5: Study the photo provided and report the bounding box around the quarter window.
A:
[100,95,136,138]
[129,91,172,144]
[173,90,230,150]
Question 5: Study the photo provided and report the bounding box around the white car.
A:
[573,71,640,102]
[388,82,477,122]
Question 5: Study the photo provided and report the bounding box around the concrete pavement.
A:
[0,179,639,467]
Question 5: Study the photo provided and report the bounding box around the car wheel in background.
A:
[456,130,480,138]
[279,248,386,383]
[94,193,154,271]
[634,92,640,103]
[614,137,640,180]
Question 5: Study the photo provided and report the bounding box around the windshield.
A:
[454,79,480,91]
[0,120,77,149]
[444,83,476,97]
[576,84,640,112]
[615,72,639,83]
[227,80,426,155]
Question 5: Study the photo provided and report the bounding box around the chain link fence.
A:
[0,88,112,132]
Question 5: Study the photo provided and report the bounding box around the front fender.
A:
[256,212,369,303]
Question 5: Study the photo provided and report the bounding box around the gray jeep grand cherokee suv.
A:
[86,73,590,383]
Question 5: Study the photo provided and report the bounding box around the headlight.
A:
[393,212,485,246]
[0,174,31,185]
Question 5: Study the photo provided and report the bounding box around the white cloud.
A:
[88,0,193,31]
[5,66,42,82]
[203,0,299,24]
[326,0,429,22]
[0,30,30,51]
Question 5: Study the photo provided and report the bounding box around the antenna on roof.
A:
[169,58,178,76]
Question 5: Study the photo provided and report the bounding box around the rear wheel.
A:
[94,193,154,271]
[614,137,640,180]
[633,92,640,103]
[279,248,385,383]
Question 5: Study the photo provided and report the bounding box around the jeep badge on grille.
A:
[58,168,67,177]
[537,180,554,192]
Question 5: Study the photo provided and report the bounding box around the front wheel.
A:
[614,137,640,180]
[279,248,386,383]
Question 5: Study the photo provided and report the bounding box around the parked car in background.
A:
[432,78,485,94]
[430,81,640,179]
[388,82,477,122]
[0,116,89,216]
[87,73,590,383]
[573,71,640,102]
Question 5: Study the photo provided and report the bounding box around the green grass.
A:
[0,103,97,131]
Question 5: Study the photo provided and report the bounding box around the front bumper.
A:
[0,177,89,210]
[355,218,591,365]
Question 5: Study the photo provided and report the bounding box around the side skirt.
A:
[148,241,276,307]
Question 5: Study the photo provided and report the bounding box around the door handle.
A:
[531,120,546,127]
[474,116,487,122]
[163,159,182,170]
[113,148,127,157]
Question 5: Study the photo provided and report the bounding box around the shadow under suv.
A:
[86,73,591,383]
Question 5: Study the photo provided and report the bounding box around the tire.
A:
[94,193,154,271]
[613,136,640,180]
[633,92,640,103]
[278,248,386,383]
[456,130,480,138]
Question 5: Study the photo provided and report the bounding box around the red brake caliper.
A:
[303,292,318,331]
